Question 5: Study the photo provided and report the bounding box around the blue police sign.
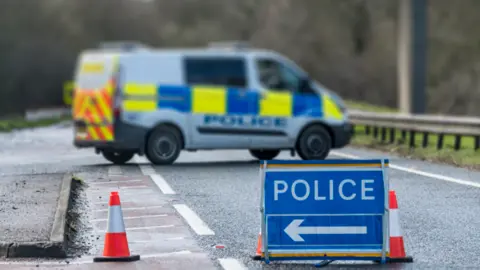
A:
[259,159,389,263]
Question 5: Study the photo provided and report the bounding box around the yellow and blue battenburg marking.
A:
[121,84,343,120]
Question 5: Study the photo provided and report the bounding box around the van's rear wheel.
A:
[102,151,134,165]
[249,149,280,160]
[146,126,181,165]
[296,125,332,160]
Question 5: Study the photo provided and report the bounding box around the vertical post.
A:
[389,128,395,143]
[454,135,462,150]
[381,127,387,142]
[381,159,389,264]
[422,132,429,148]
[398,0,412,114]
[398,0,428,114]
[412,0,428,114]
[260,160,269,263]
[437,134,444,150]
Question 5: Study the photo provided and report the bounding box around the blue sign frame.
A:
[259,159,390,264]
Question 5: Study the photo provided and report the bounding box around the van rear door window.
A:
[74,53,117,90]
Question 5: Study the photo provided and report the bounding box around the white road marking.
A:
[116,185,149,189]
[96,225,175,233]
[0,250,194,265]
[218,258,248,270]
[90,180,142,185]
[129,237,186,243]
[90,189,156,195]
[331,150,480,188]
[150,174,176,194]
[126,225,174,231]
[173,204,215,236]
[137,161,176,194]
[94,205,164,212]
[108,165,123,176]
[139,164,156,175]
[91,214,168,222]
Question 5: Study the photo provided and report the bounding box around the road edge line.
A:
[173,204,215,236]
[330,150,480,188]
[218,258,248,270]
[150,174,176,194]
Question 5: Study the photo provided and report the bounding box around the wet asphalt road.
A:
[1,123,480,269]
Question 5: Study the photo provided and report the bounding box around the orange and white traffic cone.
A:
[388,190,413,263]
[252,231,263,260]
[93,191,140,262]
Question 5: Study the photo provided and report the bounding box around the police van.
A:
[72,41,353,165]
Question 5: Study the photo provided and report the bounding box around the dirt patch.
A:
[65,178,95,259]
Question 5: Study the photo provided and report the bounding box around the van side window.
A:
[256,59,302,93]
[184,57,247,88]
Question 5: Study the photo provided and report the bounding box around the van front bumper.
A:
[331,122,354,148]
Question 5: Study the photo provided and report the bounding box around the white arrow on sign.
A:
[284,219,368,242]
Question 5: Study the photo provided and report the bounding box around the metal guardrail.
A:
[349,111,480,151]
[24,108,71,121]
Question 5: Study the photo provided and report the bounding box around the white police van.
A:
[72,41,353,165]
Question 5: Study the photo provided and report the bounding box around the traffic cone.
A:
[252,231,263,260]
[388,190,413,263]
[93,191,140,262]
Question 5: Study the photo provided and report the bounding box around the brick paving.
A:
[2,174,217,270]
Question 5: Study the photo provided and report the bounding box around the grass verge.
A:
[345,100,398,113]
[346,100,480,170]
[0,115,71,132]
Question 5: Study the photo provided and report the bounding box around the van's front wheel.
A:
[296,125,332,160]
[146,126,182,165]
[102,151,134,165]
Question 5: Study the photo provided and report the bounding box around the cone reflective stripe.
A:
[387,190,413,263]
[94,192,140,262]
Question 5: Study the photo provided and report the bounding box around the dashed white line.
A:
[173,204,215,236]
[150,174,176,194]
[218,258,248,270]
[139,164,156,175]
[331,150,480,188]
[137,162,176,194]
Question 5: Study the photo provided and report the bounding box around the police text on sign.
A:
[273,179,376,201]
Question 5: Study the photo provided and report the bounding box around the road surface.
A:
[1,123,479,269]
